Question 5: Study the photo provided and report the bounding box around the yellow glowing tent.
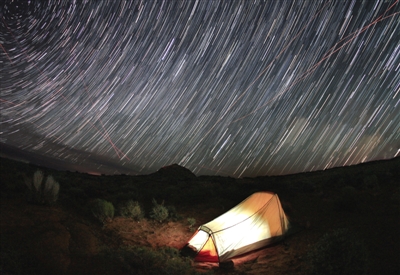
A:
[181,192,290,262]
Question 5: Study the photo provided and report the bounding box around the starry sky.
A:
[1,0,399,177]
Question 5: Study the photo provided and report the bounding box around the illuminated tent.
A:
[181,192,290,262]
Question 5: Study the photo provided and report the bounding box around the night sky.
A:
[1,0,399,177]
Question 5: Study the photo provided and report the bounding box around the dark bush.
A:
[187,218,196,232]
[150,199,168,223]
[118,200,144,220]
[306,228,368,275]
[166,205,182,221]
[90,198,114,224]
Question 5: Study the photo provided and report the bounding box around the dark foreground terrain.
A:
[1,157,399,274]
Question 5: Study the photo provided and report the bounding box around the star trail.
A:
[1,0,399,177]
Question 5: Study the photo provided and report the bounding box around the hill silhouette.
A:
[151,163,197,180]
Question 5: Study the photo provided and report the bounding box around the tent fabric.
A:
[195,235,218,262]
[183,192,290,262]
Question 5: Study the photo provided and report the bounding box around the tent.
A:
[181,191,290,262]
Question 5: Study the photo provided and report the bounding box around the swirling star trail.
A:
[1,0,399,177]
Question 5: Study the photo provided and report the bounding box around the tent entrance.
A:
[182,228,219,262]
[195,235,218,262]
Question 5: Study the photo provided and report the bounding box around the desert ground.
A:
[1,157,399,274]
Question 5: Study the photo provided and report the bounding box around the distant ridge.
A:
[1,141,399,178]
[0,142,141,175]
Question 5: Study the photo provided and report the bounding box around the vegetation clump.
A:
[150,198,169,223]
[25,170,60,205]
[90,198,115,224]
[118,200,144,220]
[187,218,196,232]
[306,228,368,275]
[166,205,182,221]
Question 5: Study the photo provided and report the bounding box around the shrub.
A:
[91,199,114,224]
[25,170,60,205]
[187,218,196,232]
[166,205,182,221]
[119,200,144,220]
[150,198,168,223]
[43,175,60,203]
[306,228,368,275]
